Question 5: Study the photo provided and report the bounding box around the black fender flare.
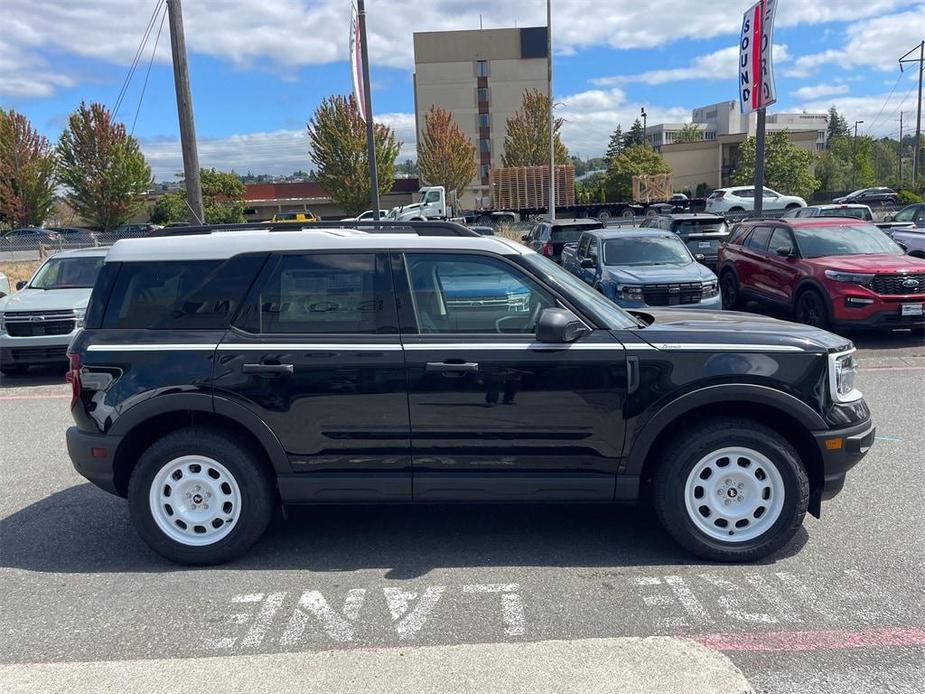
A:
[109,392,291,474]
[624,383,827,477]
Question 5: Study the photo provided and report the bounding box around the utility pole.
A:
[899,111,904,185]
[641,107,647,143]
[852,120,864,190]
[357,0,380,219]
[899,41,924,184]
[546,0,555,222]
[166,0,204,224]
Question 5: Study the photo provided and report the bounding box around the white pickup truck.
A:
[0,248,107,375]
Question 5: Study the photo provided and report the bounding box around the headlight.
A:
[702,280,719,298]
[617,285,644,301]
[73,308,86,330]
[829,349,861,403]
[825,270,874,285]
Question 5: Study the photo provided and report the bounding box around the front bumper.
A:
[614,293,723,311]
[67,426,123,496]
[1,331,78,366]
[811,418,875,506]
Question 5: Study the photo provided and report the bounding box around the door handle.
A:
[426,361,479,375]
[242,363,294,376]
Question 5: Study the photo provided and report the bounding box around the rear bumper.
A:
[67,426,122,496]
[812,418,875,503]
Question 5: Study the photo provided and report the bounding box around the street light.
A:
[641,107,648,145]
[852,120,864,189]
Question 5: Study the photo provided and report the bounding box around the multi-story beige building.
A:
[413,27,549,209]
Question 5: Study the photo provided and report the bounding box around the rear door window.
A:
[102,255,265,330]
[239,253,397,335]
[743,226,773,252]
[551,224,600,243]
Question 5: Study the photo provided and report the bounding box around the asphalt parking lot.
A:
[1,330,923,693]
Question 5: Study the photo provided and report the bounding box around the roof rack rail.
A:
[147,219,480,238]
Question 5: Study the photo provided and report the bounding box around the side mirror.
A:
[694,253,706,262]
[536,308,590,344]
[15,280,27,291]
[580,257,596,269]
[775,246,794,258]
[521,234,529,242]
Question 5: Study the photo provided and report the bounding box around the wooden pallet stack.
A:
[490,165,575,210]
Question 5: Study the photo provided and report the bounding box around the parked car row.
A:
[1,223,160,250]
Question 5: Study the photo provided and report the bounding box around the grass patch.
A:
[0,261,39,290]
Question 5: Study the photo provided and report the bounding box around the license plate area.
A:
[900,303,923,316]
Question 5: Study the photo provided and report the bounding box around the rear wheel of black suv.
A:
[652,418,808,562]
[128,427,275,566]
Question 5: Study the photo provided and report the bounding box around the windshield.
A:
[603,237,691,266]
[29,256,104,289]
[819,208,871,220]
[520,254,639,329]
[794,224,904,258]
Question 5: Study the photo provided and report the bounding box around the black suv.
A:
[522,218,604,263]
[640,213,729,271]
[66,225,874,565]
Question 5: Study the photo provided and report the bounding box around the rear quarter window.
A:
[101,255,266,330]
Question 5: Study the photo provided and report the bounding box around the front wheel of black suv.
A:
[652,418,809,562]
[128,427,276,565]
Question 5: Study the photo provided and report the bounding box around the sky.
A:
[2,0,923,181]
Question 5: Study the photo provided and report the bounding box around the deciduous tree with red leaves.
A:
[56,102,151,231]
[417,106,476,200]
[0,109,57,227]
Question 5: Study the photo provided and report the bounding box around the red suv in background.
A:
[718,218,925,330]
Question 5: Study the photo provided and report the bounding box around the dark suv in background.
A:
[640,213,729,270]
[67,224,873,565]
[522,218,604,263]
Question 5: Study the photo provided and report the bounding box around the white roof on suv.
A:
[104,229,531,262]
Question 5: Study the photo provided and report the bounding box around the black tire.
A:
[720,270,743,310]
[597,210,612,224]
[794,288,830,330]
[728,206,745,213]
[652,418,809,562]
[128,427,276,565]
[785,203,801,210]
[1,365,28,376]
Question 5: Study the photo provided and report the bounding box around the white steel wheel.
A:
[149,455,242,546]
[683,446,785,543]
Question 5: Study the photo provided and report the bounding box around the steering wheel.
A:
[494,299,544,334]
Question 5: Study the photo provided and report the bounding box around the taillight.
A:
[541,242,554,257]
[66,351,81,407]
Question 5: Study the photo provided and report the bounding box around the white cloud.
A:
[596,44,790,86]
[785,5,925,77]
[2,0,920,97]
[0,37,75,98]
[141,112,418,181]
[796,91,916,138]
[789,83,849,100]
[558,88,689,157]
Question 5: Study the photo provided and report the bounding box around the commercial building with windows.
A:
[413,27,549,210]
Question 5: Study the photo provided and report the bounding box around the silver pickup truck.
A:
[0,248,107,375]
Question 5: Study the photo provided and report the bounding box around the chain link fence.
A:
[0,228,154,263]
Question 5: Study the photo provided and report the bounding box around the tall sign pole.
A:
[899,41,924,184]
[739,0,778,215]
[353,0,380,219]
[547,0,556,222]
[166,0,204,224]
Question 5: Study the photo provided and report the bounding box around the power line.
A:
[131,3,167,135]
[112,0,163,118]
[864,71,906,136]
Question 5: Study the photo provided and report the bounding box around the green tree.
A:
[674,122,703,144]
[307,95,401,216]
[731,130,820,198]
[417,106,476,199]
[149,192,187,224]
[623,118,646,148]
[200,168,246,223]
[826,106,850,143]
[576,171,607,203]
[0,109,58,227]
[605,143,671,201]
[605,125,624,166]
[56,102,151,230]
[501,89,568,166]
